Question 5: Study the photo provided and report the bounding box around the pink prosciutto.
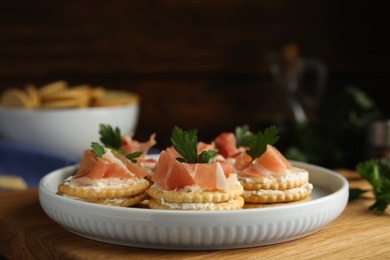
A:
[235,144,293,178]
[74,149,150,180]
[151,150,236,191]
[121,133,157,157]
[213,132,243,159]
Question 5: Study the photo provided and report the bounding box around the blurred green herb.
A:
[351,158,390,214]
[284,86,383,169]
[235,124,251,147]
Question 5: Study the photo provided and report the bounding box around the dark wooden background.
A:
[1,1,388,150]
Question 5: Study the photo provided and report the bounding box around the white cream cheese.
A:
[159,198,236,210]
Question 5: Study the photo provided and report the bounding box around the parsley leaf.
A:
[235,124,251,147]
[348,188,368,202]
[171,126,217,163]
[199,150,218,163]
[91,142,105,157]
[99,124,122,150]
[126,151,143,163]
[355,158,390,213]
[245,126,279,161]
[171,126,198,163]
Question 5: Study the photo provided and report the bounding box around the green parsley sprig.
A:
[349,158,390,213]
[91,124,142,163]
[171,126,217,163]
[235,125,279,162]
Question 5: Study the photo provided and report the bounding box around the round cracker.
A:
[93,90,139,107]
[238,168,309,191]
[239,178,309,191]
[90,86,106,98]
[40,98,88,109]
[40,87,89,101]
[25,84,41,108]
[148,196,244,210]
[242,184,312,204]
[58,178,150,199]
[58,191,148,207]
[242,196,312,208]
[148,184,244,203]
[0,88,31,108]
[38,80,68,98]
[0,175,28,190]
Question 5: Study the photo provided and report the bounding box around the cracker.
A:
[238,168,309,191]
[1,80,139,110]
[133,199,151,209]
[89,86,106,98]
[93,90,139,107]
[0,175,28,190]
[239,178,309,191]
[0,88,30,108]
[40,88,89,101]
[38,80,68,98]
[243,196,312,208]
[58,178,150,199]
[148,184,244,203]
[25,84,41,108]
[40,98,88,109]
[60,191,148,207]
[148,196,244,210]
[242,184,313,203]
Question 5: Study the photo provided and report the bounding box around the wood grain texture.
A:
[1,174,389,259]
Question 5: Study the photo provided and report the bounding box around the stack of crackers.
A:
[0,80,139,109]
[240,168,313,208]
[148,184,245,210]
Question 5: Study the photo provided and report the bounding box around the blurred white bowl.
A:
[0,102,139,159]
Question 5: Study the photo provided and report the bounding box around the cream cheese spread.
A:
[159,198,236,210]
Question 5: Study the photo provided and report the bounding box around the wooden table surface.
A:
[1,171,389,260]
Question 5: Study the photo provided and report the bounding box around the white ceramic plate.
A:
[38,161,349,250]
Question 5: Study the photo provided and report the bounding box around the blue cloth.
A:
[0,140,79,188]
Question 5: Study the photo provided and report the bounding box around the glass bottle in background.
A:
[367,120,390,161]
[265,42,327,124]
[262,42,327,151]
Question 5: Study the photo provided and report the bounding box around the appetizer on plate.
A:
[149,126,244,210]
[57,124,154,207]
[213,125,313,208]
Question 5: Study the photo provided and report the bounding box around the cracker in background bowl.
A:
[0,88,31,108]
[93,89,139,107]
[0,80,140,110]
